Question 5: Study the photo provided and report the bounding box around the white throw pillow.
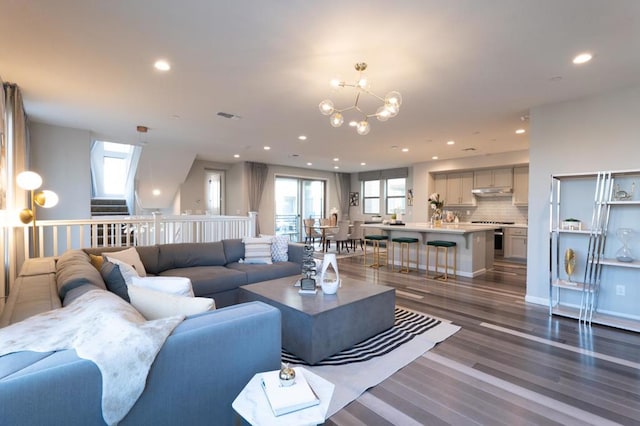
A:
[130,276,194,297]
[103,247,147,277]
[106,258,140,286]
[128,285,215,320]
[242,237,273,264]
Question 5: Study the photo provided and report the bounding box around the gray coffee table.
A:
[238,276,395,365]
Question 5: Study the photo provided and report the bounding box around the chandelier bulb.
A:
[330,112,344,127]
[385,91,402,108]
[376,106,390,122]
[356,120,370,135]
[319,99,335,116]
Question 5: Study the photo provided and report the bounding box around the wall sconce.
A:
[16,171,59,257]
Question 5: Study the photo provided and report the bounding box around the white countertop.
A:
[361,222,500,234]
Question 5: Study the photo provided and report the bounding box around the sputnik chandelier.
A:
[319,62,402,135]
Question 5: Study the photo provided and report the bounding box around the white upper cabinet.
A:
[474,168,513,187]
[512,166,529,206]
[446,172,475,206]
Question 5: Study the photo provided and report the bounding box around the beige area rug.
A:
[284,307,460,418]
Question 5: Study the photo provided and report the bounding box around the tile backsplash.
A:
[447,198,528,224]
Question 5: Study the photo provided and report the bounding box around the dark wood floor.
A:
[325,255,640,426]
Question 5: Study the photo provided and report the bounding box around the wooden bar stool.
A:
[426,240,457,280]
[364,235,388,268]
[391,237,420,273]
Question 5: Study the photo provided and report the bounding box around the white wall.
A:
[226,162,247,216]
[527,84,640,306]
[179,159,235,214]
[29,122,92,220]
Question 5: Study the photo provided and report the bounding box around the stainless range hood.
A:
[471,187,513,197]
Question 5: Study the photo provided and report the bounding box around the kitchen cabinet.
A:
[504,227,527,259]
[434,174,447,200]
[474,168,513,188]
[445,172,475,206]
[512,166,529,206]
[549,170,640,332]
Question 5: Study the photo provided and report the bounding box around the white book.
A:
[260,367,320,417]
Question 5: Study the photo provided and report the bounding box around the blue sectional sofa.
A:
[0,239,304,425]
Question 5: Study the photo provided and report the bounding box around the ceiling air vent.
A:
[217,112,242,120]
[462,147,476,151]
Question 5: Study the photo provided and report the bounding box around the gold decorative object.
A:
[564,248,576,282]
[16,171,59,257]
[279,363,296,387]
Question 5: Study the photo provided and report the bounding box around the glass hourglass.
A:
[615,228,635,262]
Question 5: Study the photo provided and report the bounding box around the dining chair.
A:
[303,218,320,245]
[326,220,350,253]
[349,220,364,251]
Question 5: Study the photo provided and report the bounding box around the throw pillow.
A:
[103,247,147,277]
[260,234,289,262]
[130,276,194,297]
[89,254,104,270]
[242,237,273,264]
[100,261,130,302]
[105,258,140,286]
[128,285,215,320]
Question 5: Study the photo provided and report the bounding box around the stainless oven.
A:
[471,221,514,256]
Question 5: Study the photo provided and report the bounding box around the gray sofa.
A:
[0,239,304,425]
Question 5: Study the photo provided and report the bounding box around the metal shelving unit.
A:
[549,170,640,332]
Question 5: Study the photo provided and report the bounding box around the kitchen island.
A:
[361,222,499,277]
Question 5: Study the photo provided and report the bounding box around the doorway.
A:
[275,177,325,241]
[205,170,225,215]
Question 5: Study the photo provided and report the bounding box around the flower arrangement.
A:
[428,193,444,210]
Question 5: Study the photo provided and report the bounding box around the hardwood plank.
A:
[326,255,640,425]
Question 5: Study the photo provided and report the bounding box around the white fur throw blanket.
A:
[0,289,184,425]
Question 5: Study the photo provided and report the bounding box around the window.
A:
[362,178,406,215]
[363,180,381,214]
[386,178,406,214]
[101,142,132,196]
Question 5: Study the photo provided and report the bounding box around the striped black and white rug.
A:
[282,308,443,366]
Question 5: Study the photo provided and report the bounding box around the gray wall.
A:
[179,159,235,214]
[29,122,91,220]
[527,84,640,315]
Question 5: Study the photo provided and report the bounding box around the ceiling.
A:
[2,0,640,173]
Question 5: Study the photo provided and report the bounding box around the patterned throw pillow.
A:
[242,237,273,264]
[271,235,289,262]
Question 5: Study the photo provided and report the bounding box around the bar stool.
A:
[364,235,388,268]
[426,240,457,280]
[391,237,420,273]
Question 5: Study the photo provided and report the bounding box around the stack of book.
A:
[260,368,320,416]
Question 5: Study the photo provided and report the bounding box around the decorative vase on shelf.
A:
[615,228,635,262]
[431,208,443,228]
[319,253,340,294]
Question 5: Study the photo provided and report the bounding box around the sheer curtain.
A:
[334,172,351,220]
[247,162,268,235]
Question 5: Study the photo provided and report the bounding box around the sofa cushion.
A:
[158,266,247,295]
[103,247,147,277]
[55,250,106,299]
[0,273,60,327]
[157,242,227,271]
[226,261,302,284]
[100,261,130,302]
[222,239,245,264]
[128,285,215,320]
[63,284,104,306]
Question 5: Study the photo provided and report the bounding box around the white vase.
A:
[319,253,340,294]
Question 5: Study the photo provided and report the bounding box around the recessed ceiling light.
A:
[573,52,593,64]
[154,59,171,71]
[233,154,240,158]
[360,162,366,166]
[334,166,339,169]
[402,148,409,152]
[447,140,455,145]
[333,158,339,162]
[307,162,313,166]
[152,189,161,196]
[432,156,439,160]
[298,135,307,141]
[515,129,526,134]
[264,146,271,150]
